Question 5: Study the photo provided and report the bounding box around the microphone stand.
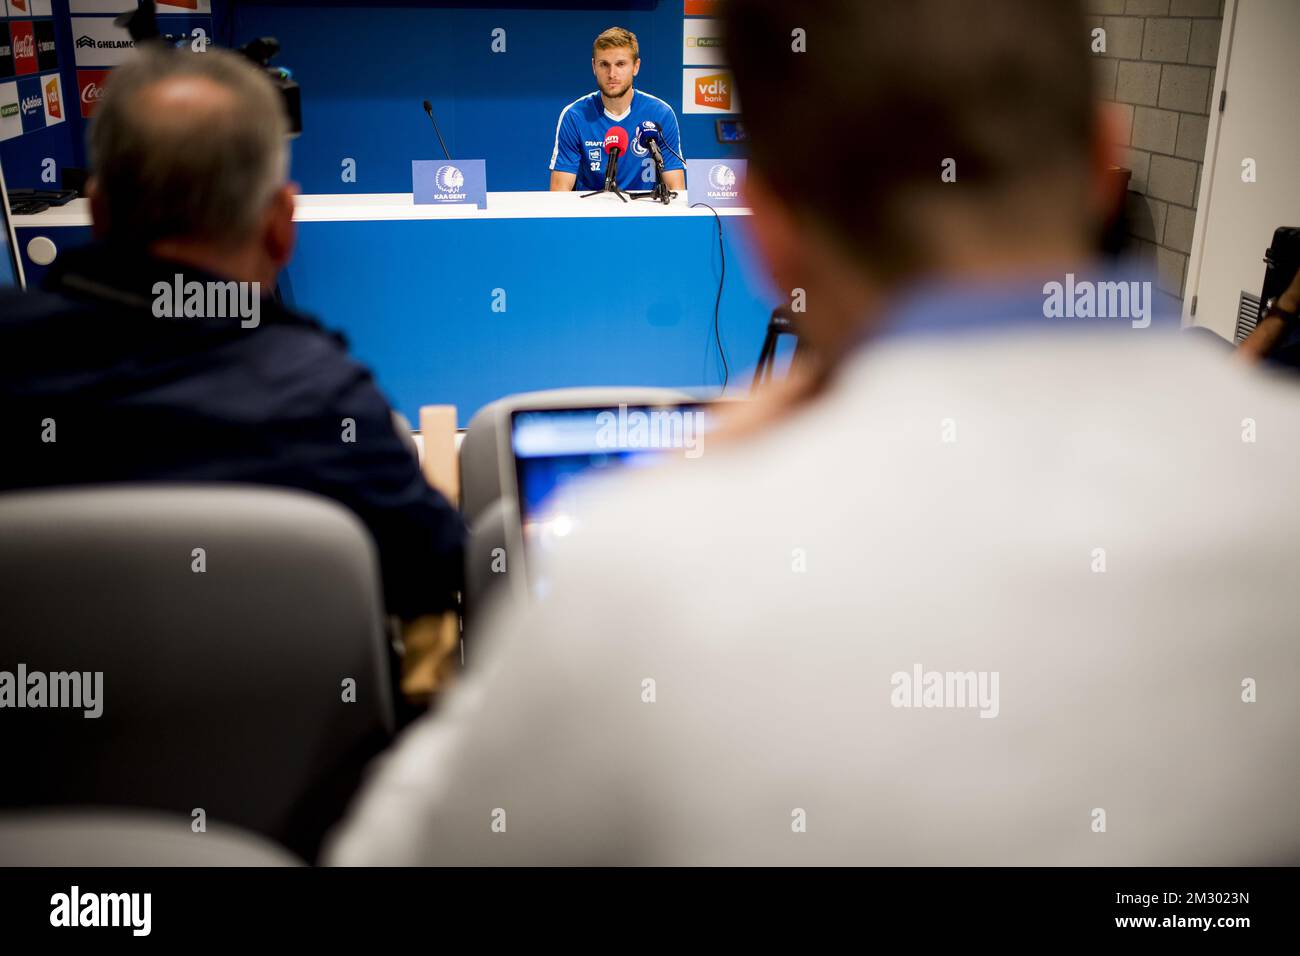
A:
[631,139,677,205]
[422,100,452,161]
[581,148,630,202]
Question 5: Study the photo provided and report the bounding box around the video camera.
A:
[115,1,302,137]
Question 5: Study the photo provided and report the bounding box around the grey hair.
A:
[88,45,290,246]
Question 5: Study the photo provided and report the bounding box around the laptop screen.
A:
[510,402,714,592]
[0,161,25,291]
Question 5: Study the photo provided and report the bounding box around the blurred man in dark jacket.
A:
[0,46,463,621]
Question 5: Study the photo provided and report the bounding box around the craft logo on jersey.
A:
[631,120,657,157]
[77,69,110,118]
[433,164,465,200]
[707,163,737,195]
[11,22,38,76]
[694,72,731,111]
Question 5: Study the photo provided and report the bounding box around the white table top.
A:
[12,191,751,228]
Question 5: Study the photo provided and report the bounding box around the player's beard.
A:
[603,77,633,100]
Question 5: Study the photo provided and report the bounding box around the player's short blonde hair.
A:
[593,27,639,61]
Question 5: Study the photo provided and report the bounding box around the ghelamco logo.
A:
[706,163,738,197]
[77,35,133,52]
[432,164,465,201]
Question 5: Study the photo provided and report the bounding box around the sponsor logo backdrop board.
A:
[682,18,724,67]
[0,80,22,141]
[681,68,739,114]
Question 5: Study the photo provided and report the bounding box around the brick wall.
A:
[1087,0,1224,307]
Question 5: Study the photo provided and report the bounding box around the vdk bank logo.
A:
[694,72,731,111]
[433,164,465,200]
[44,75,62,122]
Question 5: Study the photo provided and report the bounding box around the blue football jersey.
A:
[549,89,685,192]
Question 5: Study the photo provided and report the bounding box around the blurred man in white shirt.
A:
[327,0,1300,866]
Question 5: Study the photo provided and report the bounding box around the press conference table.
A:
[13,192,775,422]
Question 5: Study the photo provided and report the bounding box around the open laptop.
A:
[510,401,715,594]
[0,159,26,290]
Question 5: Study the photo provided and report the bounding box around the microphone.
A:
[626,123,677,205]
[636,126,666,169]
[421,99,452,161]
[602,126,629,188]
[635,122,661,151]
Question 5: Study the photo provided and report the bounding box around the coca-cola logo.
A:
[77,70,112,118]
[13,36,35,59]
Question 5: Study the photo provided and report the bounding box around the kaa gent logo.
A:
[434,164,466,200]
[708,163,736,191]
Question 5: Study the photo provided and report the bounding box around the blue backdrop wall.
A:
[214,0,741,193]
[2,2,742,193]
[4,2,774,423]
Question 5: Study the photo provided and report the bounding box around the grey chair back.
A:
[0,485,395,861]
[0,809,303,866]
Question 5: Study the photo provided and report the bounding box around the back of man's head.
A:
[723,0,1095,285]
[89,46,289,249]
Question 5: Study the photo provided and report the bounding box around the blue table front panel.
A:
[15,213,779,424]
[283,214,777,423]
